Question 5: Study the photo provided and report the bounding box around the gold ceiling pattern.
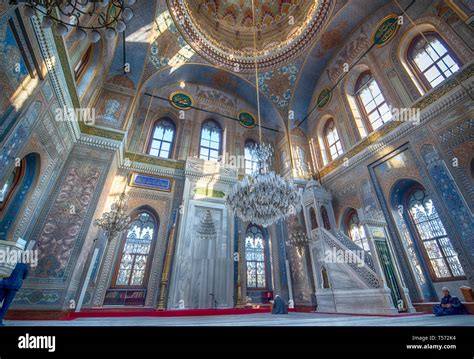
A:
[167,0,333,72]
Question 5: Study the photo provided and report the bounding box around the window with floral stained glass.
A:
[199,120,222,161]
[406,188,464,280]
[346,210,371,254]
[397,212,426,286]
[407,32,461,91]
[245,225,266,289]
[115,212,156,287]
[148,118,175,159]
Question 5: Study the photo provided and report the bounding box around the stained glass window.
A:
[407,189,464,279]
[148,118,175,159]
[397,213,426,286]
[408,32,461,90]
[199,120,222,161]
[323,119,343,162]
[347,210,371,254]
[245,225,266,289]
[115,212,156,287]
[355,71,391,132]
[244,139,259,176]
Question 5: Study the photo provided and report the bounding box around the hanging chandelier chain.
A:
[251,0,263,144]
[24,0,135,40]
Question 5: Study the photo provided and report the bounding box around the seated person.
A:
[0,261,30,326]
[271,295,288,315]
[432,287,466,317]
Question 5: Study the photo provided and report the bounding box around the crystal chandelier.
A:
[226,143,302,228]
[286,222,309,256]
[225,0,301,228]
[22,0,135,42]
[93,190,130,241]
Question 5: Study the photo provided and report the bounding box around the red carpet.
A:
[67,307,271,320]
[8,307,433,321]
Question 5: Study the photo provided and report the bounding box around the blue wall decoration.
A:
[129,173,172,192]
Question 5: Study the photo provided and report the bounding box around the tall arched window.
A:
[245,224,267,289]
[355,71,391,133]
[321,206,331,230]
[323,119,343,162]
[199,119,222,161]
[309,207,318,230]
[406,187,464,280]
[0,153,39,239]
[407,32,461,91]
[74,44,93,81]
[0,160,25,212]
[346,209,370,253]
[244,139,258,176]
[148,118,176,159]
[114,211,157,287]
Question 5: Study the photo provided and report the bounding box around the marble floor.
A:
[4,312,474,326]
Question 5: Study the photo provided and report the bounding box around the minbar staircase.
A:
[310,228,398,315]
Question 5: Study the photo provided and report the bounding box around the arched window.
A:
[346,209,370,253]
[0,160,25,212]
[74,45,93,81]
[309,207,318,230]
[321,206,331,230]
[245,224,267,289]
[0,153,39,239]
[114,211,157,287]
[244,139,258,175]
[406,187,464,280]
[355,71,391,132]
[407,32,461,91]
[323,119,343,162]
[148,118,176,159]
[199,119,222,161]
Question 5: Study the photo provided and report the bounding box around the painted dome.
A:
[167,0,333,72]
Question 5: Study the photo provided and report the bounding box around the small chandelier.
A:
[286,223,309,256]
[22,0,136,42]
[226,143,302,228]
[93,190,130,241]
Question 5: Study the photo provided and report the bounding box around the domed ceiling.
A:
[167,0,333,72]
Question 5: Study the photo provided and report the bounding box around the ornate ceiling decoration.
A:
[167,0,333,72]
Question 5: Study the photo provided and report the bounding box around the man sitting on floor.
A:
[271,295,288,315]
[432,287,466,317]
[0,261,30,326]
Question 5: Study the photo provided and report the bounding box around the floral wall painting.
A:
[95,91,131,129]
